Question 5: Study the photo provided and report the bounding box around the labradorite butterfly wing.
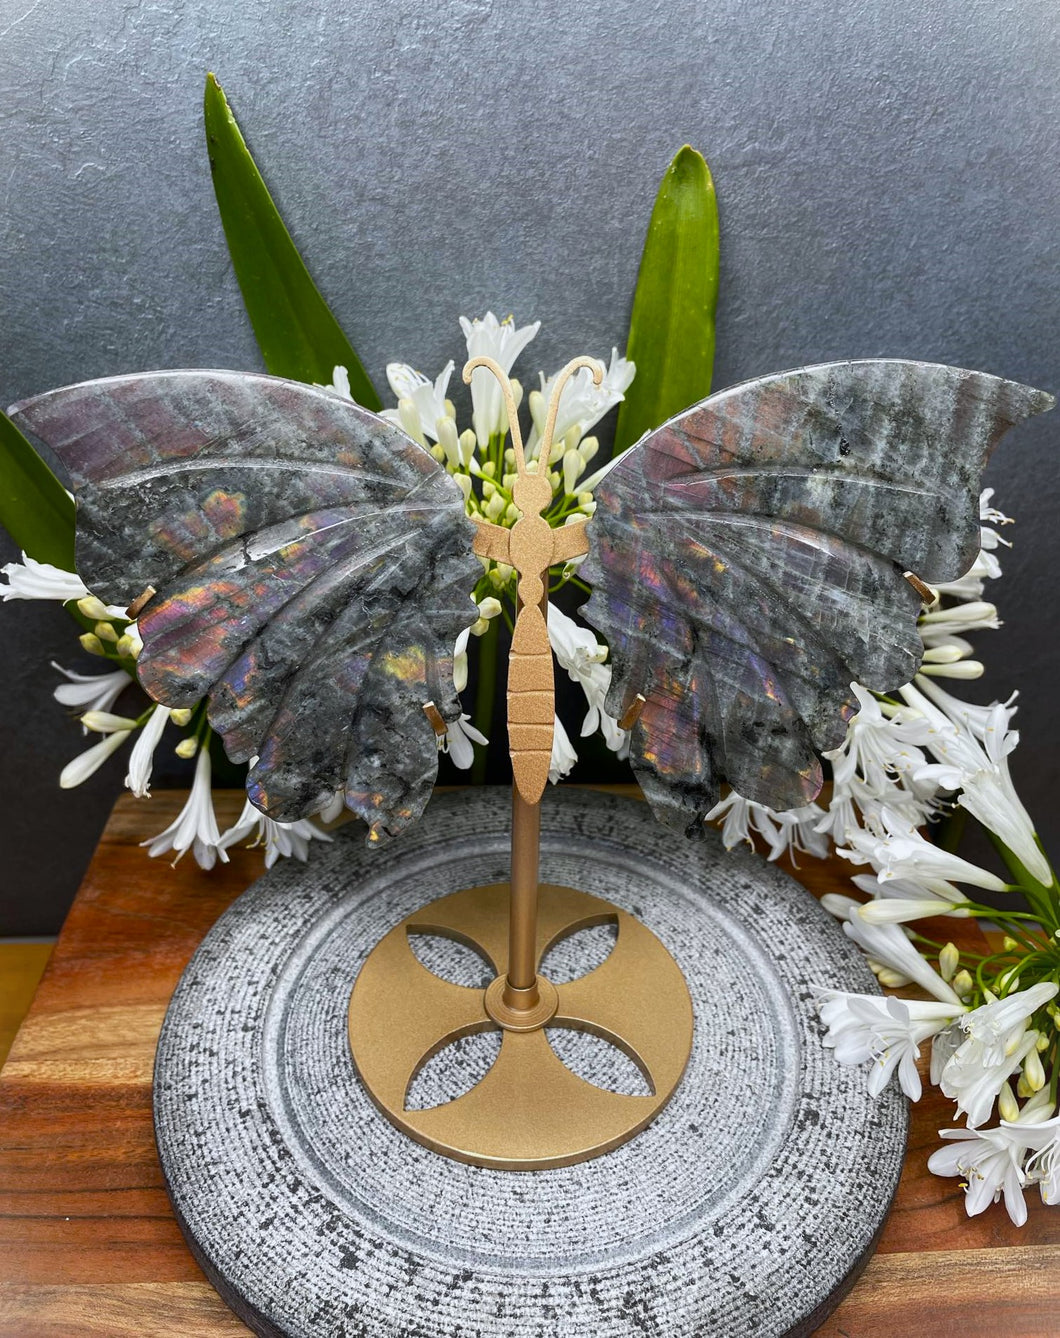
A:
[583,360,1053,834]
[10,371,480,842]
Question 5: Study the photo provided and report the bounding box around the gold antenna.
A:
[463,354,605,482]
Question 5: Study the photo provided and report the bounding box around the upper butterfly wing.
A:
[10,370,481,842]
[582,359,1053,833]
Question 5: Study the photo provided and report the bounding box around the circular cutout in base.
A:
[154,788,906,1338]
[348,881,693,1169]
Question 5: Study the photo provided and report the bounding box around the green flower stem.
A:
[470,621,498,785]
[987,830,1059,930]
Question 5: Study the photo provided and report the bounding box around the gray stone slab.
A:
[154,787,906,1338]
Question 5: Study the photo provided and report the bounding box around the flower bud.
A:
[577,491,594,507]
[436,416,461,469]
[485,492,505,521]
[952,969,974,999]
[1017,1070,1035,1098]
[459,429,477,467]
[1003,936,1021,953]
[77,594,111,621]
[79,632,105,656]
[922,644,968,663]
[1037,1030,1051,1053]
[502,473,518,491]
[504,448,516,469]
[549,439,566,465]
[1024,1044,1046,1092]
[470,618,490,637]
[998,1081,1020,1122]
[482,461,496,478]
[81,711,137,733]
[397,398,426,446]
[170,708,194,727]
[115,631,141,660]
[919,660,985,680]
[549,471,561,494]
[939,942,960,982]
[477,597,502,621]
[504,502,521,524]
[429,443,446,463]
[578,436,599,463]
[481,479,496,499]
[443,398,456,419]
[563,449,587,495]
[94,620,120,643]
[174,737,199,759]
[509,377,523,409]
[454,473,472,504]
[876,967,912,989]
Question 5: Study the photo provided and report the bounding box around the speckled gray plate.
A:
[153,788,906,1338]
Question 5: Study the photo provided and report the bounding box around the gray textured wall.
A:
[0,0,1056,934]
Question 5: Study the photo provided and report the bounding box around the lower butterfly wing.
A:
[10,370,480,841]
[582,360,1053,833]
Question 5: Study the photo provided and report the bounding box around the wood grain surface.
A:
[0,789,1056,1337]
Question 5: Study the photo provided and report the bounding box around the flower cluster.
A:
[708,492,1060,1227]
[1,311,634,867]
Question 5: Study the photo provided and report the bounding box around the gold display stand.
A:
[348,357,694,1170]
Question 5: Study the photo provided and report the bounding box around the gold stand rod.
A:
[504,790,542,1010]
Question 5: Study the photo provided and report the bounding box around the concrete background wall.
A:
[0,0,1056,933]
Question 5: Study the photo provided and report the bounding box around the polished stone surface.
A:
[13,371,480,839]
[154,788,906,1338]
[584,360,1052,831]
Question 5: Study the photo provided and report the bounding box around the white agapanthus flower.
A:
[1020,1107,1060,1206]
[59,727,133,788]
[124,704,172,799]
[549,713,579,784]
[141,746,229,870]
[927,1095,1053,1227]
[900,681,1050,887]
[824,682,934,798]
[940,1025,1045,1129]
[705,791,829,864]
[546,603,626,753]
[838,804,1008,895]
[816,990,963,1100]
[528,347,635,454]
[459,312,540,445]
[826,892,963,1004]
[1,552,90,604]
[440,714,488,770]
[381,360,455,443]
[50,662,131,717]
[218,790,332,868]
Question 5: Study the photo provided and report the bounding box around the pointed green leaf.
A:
[614,146,719,451]
[0,409,75,570]
[204,74,381,409]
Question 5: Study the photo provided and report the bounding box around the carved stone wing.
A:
[10,370,481,842]
[581,360,1053,834]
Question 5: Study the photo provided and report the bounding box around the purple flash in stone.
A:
[583,360,1053,835]
[10,370,480,843]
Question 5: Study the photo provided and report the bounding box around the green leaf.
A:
[614,146,719,452]
[203,73,381,409]
[0,409,76,570]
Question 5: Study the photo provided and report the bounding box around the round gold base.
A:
[348,882,694,1171]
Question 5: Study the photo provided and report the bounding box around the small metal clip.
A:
[618,693,647,731]
[422,702,449,737]
[904,572,937,606]
[126,585,157,619]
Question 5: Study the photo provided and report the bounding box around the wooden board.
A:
[0,789,1056,1336]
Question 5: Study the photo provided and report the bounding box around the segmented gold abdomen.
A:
[507,600,554,803]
